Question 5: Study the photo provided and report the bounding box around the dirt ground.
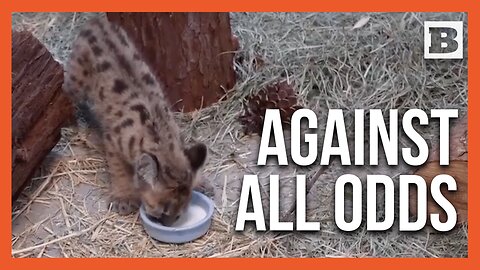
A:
[11,12,468,258]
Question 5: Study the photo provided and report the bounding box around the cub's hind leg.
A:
[104,145,140,215]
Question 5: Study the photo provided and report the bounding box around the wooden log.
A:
[107,12,237,112]
[12,31,74,199]
[409,113,468,225]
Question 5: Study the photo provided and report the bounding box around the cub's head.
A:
[133,143,207,226]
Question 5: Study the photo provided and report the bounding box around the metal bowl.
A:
[139,191,214,244]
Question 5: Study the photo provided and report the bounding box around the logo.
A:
[424,21,463,59]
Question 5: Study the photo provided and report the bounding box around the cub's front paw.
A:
[110,197,141,215]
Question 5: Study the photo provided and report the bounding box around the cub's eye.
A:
[166,186,177,193]
[145,202,155,210]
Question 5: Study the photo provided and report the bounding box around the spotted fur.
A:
[63,17,208,225]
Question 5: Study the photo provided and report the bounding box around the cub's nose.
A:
[159,214,180,226]
[146,213,163,223]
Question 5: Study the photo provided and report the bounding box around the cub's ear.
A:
[134,153,159,188]
[184,143,207,171]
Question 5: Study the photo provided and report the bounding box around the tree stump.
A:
[12,31,74,199]
[409,114,468,225]
[107,12,237,112]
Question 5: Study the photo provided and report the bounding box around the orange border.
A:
[2,0,478,269]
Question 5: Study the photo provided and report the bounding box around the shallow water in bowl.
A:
[171,204,207,228]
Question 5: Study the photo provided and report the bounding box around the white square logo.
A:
[424,21,463,59]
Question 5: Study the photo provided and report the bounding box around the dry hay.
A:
[11,12,468,258]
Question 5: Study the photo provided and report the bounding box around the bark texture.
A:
[12,31,74,199]
[107,12,236,112]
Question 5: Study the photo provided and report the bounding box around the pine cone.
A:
[240,81,302,135]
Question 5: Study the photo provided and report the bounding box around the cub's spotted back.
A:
[64,17,207,225]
